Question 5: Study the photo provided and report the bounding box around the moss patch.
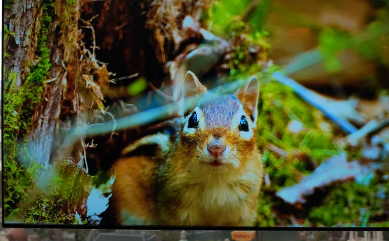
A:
[3,25,14,58]
[5,0,15,10]
[3,71,32,217]
[255,81,389,226]
[20,162,92,224]
[3,0,55,217]
[18,0,54,137]
[203,0,271,80]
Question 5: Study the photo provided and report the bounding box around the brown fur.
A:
[110,155,159,225]
[110,72,263,226]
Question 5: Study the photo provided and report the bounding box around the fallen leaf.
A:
[287,120,305,134]
[83,74,106,112]
[95,64,110,90]
[276,154,381,205]
[86,170,116,225]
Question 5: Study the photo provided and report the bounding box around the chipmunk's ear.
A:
[182,71,207,98]
[236,76,260,122]
[174,71,207,116]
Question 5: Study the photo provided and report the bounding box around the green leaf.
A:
[127,77,148,96]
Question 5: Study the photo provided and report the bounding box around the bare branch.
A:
[109,73,139,84]
[149,82,175,101]
[271,71,358,134]
[80,17,98,57]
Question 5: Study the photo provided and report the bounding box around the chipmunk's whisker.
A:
[234,154,248,173]
[241,161,248,174]
[188,156,200,172]
[207,173,211,190]
[184,155,197,170]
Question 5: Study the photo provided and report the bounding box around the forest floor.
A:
[2,0,389,228]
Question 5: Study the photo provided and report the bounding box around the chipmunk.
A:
[105,71,263,227]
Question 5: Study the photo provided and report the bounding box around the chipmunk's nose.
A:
[207,138,226,157]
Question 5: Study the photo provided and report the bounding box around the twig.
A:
[86,139,97,148]
[346,120,379,145]
[80,17,98,57]
[149,82,175,101]
[88,15,99,23]
[46,71,61,83]
[105,111,117,139]
[346,119,389,145]
[267,144,288,158]
[109,73,139,83]
[80,140,89,173]
[271,71,358,134]
[115,22,128,30]
[118,100,137,113]
[46,76,58,83]
[370,119,389,136]
[61,61,67,70]
[241,0,262,22]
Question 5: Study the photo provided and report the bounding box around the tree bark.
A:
[4,0,42,90]
[5,0,82,168]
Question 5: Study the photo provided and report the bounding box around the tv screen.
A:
[2,0,389,228]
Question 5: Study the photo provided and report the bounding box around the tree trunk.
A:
[4,0,42,90]
[4,0,81,168]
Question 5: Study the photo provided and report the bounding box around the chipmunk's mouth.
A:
[209,159,224,167]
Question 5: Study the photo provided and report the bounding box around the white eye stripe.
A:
[230,104,255,140]
[182,104,256,139]
[240,129,253,140]
[230,104,256,129]
[182,107,205,134]
[194,107,206,129]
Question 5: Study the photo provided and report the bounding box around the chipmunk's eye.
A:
[239,115,249,132]
[188,112,199,128]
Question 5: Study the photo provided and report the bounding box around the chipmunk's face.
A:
[176,74,260,173]
[181,95,257,169]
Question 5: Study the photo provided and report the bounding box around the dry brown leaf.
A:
[83,74,106,112]
[95,64,110,90]
[357,96,389,121]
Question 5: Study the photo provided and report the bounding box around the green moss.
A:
[203,0,252,37]
[20,161,91,224]
[256,186,280,226]
[253,81,389,226]
[3,0,91,224]
[228,28,270,80]
[255,81,341,225]
[3,159,34,217]
[3,71,32,217]
[202,0,271,80]
[18,0,54,136]
[3,0,55,218]
[318,28,351,73]
[66,0,76,6]
[5,0,15,10]
[257,82,337,158]
[308,177,389,226]
[3,25,15,58]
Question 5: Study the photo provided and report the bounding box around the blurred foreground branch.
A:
[52,19,389,164]
[271,72,358,134]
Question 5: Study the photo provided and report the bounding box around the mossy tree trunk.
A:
[3,0,204,170]
[4,0,81,168]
